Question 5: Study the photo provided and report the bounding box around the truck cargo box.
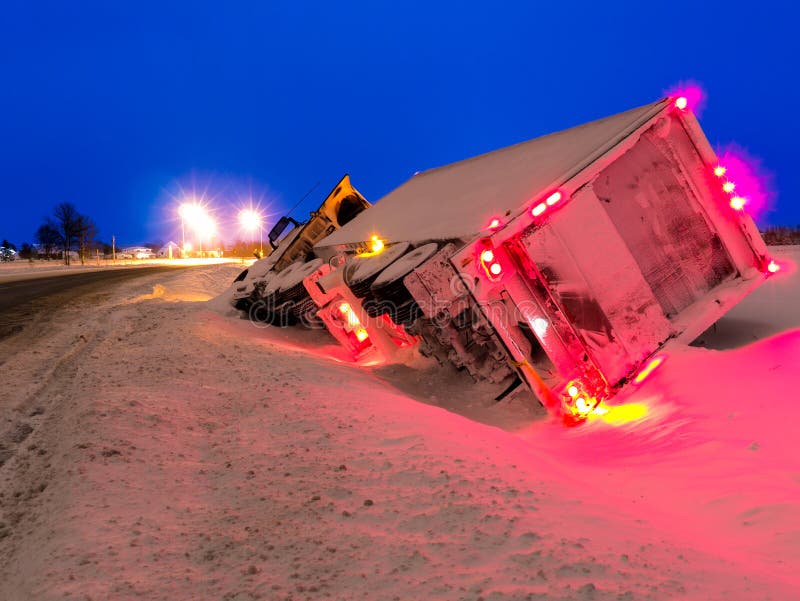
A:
[315,98,774,420]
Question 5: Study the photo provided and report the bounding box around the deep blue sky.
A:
[2,0,798,247]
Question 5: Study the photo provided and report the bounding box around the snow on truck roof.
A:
[317,99,668,248]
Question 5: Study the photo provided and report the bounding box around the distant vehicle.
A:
[134,250,156,259]
[0,247,17,261]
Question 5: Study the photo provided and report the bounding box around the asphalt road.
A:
[0,266,187,339]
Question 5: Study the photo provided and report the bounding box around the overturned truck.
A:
[232,97,776,422]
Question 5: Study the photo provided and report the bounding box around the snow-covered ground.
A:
[0,248,798,600]
[0,258,248,283]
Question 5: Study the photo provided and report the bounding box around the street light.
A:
[179,202,215,258]
[179,202,201,257]
[195,211,216,258]
[239,208,264,257]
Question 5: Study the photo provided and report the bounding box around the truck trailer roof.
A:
[317,99,668,249]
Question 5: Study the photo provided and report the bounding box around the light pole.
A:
[239,208,264,257]
[196,211,215,259]
[178,203,192,257]
[178,202,214,259]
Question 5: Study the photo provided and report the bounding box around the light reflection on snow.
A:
[587,401,649,425]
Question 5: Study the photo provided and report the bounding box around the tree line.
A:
[35,202,101,264]
[761,225,800,246]
[2,203,104,265]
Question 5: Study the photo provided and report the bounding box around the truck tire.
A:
[344,242,412,299]
[275,259,325,323]
[370,243,438,325]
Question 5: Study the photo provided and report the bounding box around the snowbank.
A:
[0,258,247,284]
[0,250,798,600]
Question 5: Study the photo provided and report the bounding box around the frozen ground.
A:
[0,248,798,600]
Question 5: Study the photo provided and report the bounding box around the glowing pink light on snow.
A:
[665,81,706,116]
[715,145,775,222]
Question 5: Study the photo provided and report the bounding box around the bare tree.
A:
[53,202,81,265]
[75,214,98,265]
[35,221,62,258]
[19,242,34,260]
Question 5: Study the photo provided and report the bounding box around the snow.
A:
[347,242,411,285]
[1,248,798,599]
[279,258,325,292]
[372,242,439,287]
[318,100,666,248]
[0,258,243,283]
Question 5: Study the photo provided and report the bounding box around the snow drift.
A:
[0,250,798,599]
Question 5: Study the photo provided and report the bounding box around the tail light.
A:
[479,246,505,282]
[766,259,780,274]
[530,190,568,221]
[336,302,371,346]
[730,196,746,210]
[545,191,563,206]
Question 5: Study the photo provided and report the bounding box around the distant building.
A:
[157,241,181,258]
[120,246,156,259]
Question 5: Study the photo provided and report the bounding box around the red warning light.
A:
[531,203,546,217]
[730,196,747,211]
[478,243,505,282]
[545,191,563,206]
